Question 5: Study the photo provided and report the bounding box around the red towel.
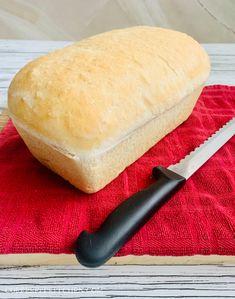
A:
[0,85,234,256]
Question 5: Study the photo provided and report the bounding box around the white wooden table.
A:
[0,41,235,298]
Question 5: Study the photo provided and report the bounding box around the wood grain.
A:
[0,108,8,131]
[0,264,234,298]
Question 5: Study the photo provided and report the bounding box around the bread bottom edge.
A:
[0,253,234,266]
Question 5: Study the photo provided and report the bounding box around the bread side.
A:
[12,86,202,193]
[8,26,210,156]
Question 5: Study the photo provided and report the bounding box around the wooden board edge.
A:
[0,254,234,266]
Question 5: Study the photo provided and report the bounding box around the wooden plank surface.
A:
[0,41,235,298]
[0,108,8,131]
[0,264,234,298]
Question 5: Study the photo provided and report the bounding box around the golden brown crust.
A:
[8,26,210,155]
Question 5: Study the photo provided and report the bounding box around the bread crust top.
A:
[8,26,210,155]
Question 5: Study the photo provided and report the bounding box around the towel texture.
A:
[0,85,234,256]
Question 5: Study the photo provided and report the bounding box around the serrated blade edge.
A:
[168,117,235,179]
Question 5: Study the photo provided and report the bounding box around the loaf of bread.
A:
[8,26,210,193]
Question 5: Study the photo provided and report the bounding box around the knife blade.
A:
[75,117,235,267]
[169,117,235,179]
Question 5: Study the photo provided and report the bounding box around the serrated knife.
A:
[75,117,235,267]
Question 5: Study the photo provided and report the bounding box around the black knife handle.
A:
[74,166,186,267]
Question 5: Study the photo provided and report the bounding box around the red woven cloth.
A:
[0,85,234,256]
